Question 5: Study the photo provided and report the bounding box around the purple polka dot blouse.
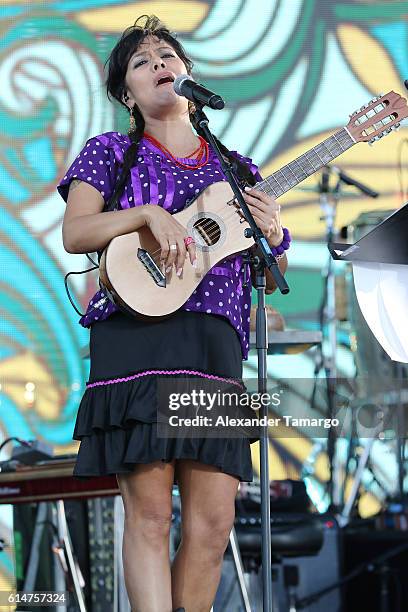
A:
[57,132,263,360]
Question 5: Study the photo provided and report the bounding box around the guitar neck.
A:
[257,127,355,198]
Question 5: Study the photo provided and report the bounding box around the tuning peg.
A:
[394,122,401,131]
[368,135,381,145]
[360,104,367,111]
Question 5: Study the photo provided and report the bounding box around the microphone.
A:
[330,165,379,198]
[173,75,225,110]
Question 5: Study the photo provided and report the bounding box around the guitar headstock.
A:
[346,91,408,143]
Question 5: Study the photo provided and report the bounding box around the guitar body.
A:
[99,181,255,319]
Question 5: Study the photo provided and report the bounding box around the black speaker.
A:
[277,516,342,612]
[214,515,341,612]
[342,527,408,612]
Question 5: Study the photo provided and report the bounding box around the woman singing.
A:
[58,15,289,612]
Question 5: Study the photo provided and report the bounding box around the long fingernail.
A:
[166,266,172,273]
[176,268,183,277]
[192,259,197,268]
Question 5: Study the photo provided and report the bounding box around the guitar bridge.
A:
[137,248,166,287]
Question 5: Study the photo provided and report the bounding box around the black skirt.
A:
[73,310,256,482]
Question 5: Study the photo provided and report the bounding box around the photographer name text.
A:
[168,415,339,429]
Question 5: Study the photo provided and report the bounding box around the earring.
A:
[188,100,196,115]
[129,106,136,133]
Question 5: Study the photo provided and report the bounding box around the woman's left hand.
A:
[242,186,283,247]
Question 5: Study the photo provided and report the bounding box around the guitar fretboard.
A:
[256,128,355,198]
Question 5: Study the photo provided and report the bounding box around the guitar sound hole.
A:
[192,218,221,246]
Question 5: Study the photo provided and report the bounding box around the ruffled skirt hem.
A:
[73,420,254,483]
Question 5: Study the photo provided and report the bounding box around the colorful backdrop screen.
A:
[0,0,407,589]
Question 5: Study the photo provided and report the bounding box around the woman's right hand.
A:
[142,205,197,276]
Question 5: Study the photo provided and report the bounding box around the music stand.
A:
[329,203,408,520]
[329,202,408,265]
[329,202,408,364]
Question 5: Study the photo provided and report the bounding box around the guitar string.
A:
[145,201,245,256]
[135,128,354,264]
[144,204,249,266]
[136,136,351,265]
[131,123,374,269]
[142,182,286,266]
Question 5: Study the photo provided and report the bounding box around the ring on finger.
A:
[184,236,195,247]
[169,244,177,251]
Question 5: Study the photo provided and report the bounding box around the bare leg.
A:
[117,460,175,612]
[171,460,239,612]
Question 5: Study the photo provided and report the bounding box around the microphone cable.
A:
[63,253,108,317]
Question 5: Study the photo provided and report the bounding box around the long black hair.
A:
[105,15,256,212]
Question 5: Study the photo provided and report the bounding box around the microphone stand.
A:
[192,102,289,612]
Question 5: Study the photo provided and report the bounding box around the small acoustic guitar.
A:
[99,91,408,319]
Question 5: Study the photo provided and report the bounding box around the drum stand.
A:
[338,375,407,527]
[23,500,86,611]
[315,165,378,511]
[314,167,342,510]
[228,526,253,611]
[321,165,381,513]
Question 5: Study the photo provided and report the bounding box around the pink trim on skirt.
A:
[86,369,244,389]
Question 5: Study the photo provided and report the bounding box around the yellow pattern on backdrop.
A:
[337,24,404,97]
[76,1,209,33]
[0,352,62,419]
